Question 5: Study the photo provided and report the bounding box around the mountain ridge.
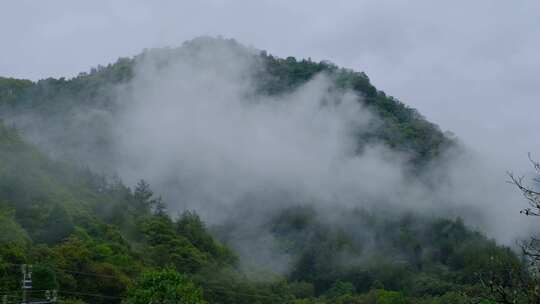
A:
[0,37,514,304]
[0,37,453,166]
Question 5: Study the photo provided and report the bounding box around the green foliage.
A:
[176,210,238,265]
[35,203,74,244]
[376,289,405,304]
[0,38,524,303]
[0,77,33,105]
[0,205,30,245]
[138,215,209,272]
[0,37,452,167]
[434,291,476,304]
[0,115,519,304]
[133,179,160,214]
[31,265,58,291]
[257,50,453,164]
[325,281,356,298]
[0,121,232,302]
[267,206,522,300]
[124,268,206,304]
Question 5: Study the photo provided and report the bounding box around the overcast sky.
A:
[1,0,539,173]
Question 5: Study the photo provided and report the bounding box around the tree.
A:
[133,179,161,214]
[476,154,540,303]
[154,200,168,217]
[124,268,206,304]
[176,211,213,253]
[36,204,74,244]
[508,155,540,274]
[325,281,356,299]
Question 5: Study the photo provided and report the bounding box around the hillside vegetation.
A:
[0,37,453,166]
[0,38,519,303]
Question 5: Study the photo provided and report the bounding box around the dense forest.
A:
[0,37,526,303]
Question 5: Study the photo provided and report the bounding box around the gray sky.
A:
[1,0,539,172]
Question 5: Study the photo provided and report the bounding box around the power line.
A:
[7,264,58,304]
[5,256,220,279]
[203,287,288,301]
[51,268,118,279]
[56,291,123,300]
[3,263,119,279]
[3,263,292,303]
[55,285,288,302]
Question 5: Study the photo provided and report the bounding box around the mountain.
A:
[0,37,453,167]
[0,37,519,304]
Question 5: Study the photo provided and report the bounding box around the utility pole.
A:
[21,264,32,304]
[18,264,56,304]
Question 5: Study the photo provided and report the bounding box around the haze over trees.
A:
[0,37,531,303]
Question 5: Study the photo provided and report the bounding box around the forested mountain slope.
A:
[0,37,452,167]
[0,37,519,304]
[0,125,519,303]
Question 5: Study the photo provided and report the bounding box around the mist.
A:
[1,37,536,274]
[86,40,534,271]
[3,3,540,301]
[2,1,538,250]
[115,42,397,216]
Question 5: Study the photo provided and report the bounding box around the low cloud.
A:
[4,39,537,272]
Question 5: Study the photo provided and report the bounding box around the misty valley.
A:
[0,37,537,304]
